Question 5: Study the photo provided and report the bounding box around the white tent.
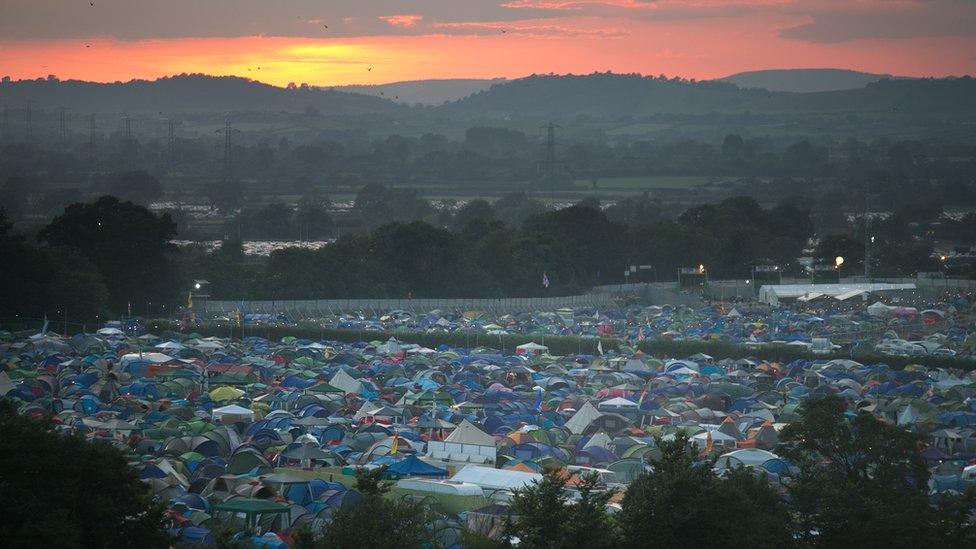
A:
[329,369,363,394]
[427,419,497,464]
[867,301,893,316]
[515,342,549,356]
[599,397,638,413]
[897,405,919,426]
[834,289,866,301]
[692,430,737,449]
[193,340,225,352]
[451,465,542,492]
[121,352,176,364]
[0,371,15,396]
[376,338,403,355]
[565,401,602,435]
[443,419,495,446]
[759,283,915,306]
[212,404,256,423]
[583,431,612,450]
[96,327,124,336]
[353,400,383,421]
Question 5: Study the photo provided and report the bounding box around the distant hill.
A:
[337,78,506,105]
[3,72,973,121]
[720,68,895,93]
[0,74,402,114]
[438,73,976,118]
[437,73,764,118]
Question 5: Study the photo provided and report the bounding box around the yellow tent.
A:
[209,386,245,402]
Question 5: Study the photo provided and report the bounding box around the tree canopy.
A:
[38,196,180,314]
[0,399,167,548]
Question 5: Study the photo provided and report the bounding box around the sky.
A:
[1,0,974,86]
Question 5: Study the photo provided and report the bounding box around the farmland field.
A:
[605,122,672,136]
[571,176,720,190]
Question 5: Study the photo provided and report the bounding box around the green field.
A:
[605,122,672,136]
[572,176,719,190]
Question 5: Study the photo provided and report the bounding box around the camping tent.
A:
[516,342,549,356]
[451,465,542,492]
[386,455,448,478]
[212,404,256,424]
[427,419,496,464]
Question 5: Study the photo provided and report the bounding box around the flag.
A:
[534,389,543,412]
[638,387,648,406]
[704,430,714,454]
[597,340,604,355]
[389,435,399,455]
[542,273,550,288]
[637,327,646,342]
[41,315,49,334]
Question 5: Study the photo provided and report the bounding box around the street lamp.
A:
[835,256,844,269]
[940,255,949,291]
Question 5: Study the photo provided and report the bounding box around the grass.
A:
[571,176,718,190]
[605,122,672,136]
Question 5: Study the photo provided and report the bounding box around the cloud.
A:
[501,0,639,9]
[431,20,628,38]
[779,0,976,43]
[378,15,423,28]
[500,0,789,12]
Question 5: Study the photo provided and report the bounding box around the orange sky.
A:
[1,1,974,86]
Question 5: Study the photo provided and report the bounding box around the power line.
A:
[88,113,97,161]
[58,106,67,144]
[25,100,31,142]
[167,118,175,155]
[539,121,562,207]
[215,118,241,181]
[121,115,135,167]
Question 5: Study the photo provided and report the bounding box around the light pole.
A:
[940,255,948,292]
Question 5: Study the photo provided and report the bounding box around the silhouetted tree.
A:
[0,399,168,547]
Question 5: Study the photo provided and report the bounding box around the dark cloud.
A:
[2,0,973,45]
[780,0,976,43]
[0,0,540,41]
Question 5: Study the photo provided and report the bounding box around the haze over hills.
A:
[2,72,974,121]
[0,74,402,115]
[337,78,507,106]
[719,68,896,93]
[441,73,976,118]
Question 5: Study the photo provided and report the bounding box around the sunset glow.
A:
[1,0,973,86]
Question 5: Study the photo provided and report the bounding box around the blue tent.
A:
[385,454,448,478]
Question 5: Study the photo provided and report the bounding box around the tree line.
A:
[4,187,962,323]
